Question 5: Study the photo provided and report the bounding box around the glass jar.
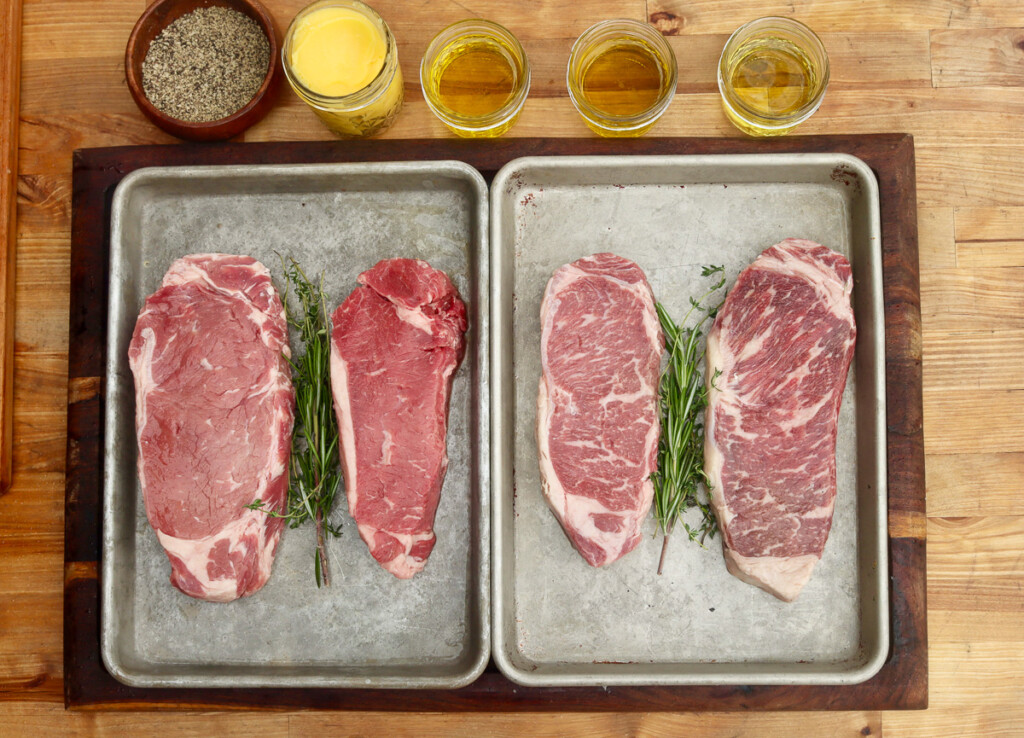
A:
[567,19,677,137]
[718,17,829,137]
[420,19,530,138]
[282,0,404,138]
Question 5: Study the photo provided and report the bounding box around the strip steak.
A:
[705,239,857,601]
[330,258,467,579]
[537,253,663,567]
[129,254,294,602]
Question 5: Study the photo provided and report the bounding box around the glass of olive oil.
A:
[567,19,677,137]
[420,19,530,138]
[718,17,829,137]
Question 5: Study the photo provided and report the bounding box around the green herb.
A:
[248,258,342,587]
[651,265,726,575]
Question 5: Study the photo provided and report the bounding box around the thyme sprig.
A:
[651,265,726,575]
[248,258,342,588]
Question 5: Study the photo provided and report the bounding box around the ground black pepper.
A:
[142,7,271,122]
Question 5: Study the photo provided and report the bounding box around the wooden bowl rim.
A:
[125,0,280,137]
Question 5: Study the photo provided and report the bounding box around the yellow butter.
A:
[289,6,386,97]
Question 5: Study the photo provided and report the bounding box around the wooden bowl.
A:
[125,0,281,141]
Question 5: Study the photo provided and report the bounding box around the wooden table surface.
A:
[2,0,1023,735]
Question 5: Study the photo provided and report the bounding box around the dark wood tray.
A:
[65,135,926,710]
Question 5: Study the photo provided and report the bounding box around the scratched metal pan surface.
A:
[102,161,489,688]
[491,154,888,687]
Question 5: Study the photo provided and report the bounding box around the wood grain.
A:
[19,1,140,62]
[956,207,1024,241]
[0,0,22,493]
[931,28,1024,88]
[3,0,1024,733]
[926,453,1024,517]
[646,0,1023,33]
[923,327,1024,392]
[920,268,1024,332]
[923,391,1024,455]
[0,703,883,738]
[955,207,1024,268]
[918,207,956,269]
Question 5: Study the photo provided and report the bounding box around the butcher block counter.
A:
[2,0,1023,735]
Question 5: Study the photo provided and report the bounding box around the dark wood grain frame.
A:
[65,135,926,710]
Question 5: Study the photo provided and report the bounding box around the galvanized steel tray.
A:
[491,154,888,687]
[102,161,489,689]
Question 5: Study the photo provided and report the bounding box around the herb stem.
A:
[658,534,671,576]
[315,506,330,588]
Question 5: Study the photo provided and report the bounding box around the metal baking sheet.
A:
[102,161,489,689]
[491,154,888,687]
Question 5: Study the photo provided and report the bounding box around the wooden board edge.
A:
[64,154,109,707]
[63,135,928,711]
[62,537,926,712]
[885,132,928,709]
[0,0,23,494]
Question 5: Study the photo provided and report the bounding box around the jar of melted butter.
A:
[567,19,677,137]
[283,0,404,138]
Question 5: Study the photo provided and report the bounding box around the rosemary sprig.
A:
[248,258,342,588]
[651,265,726,575]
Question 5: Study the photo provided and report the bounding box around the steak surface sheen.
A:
[330,258,467,579]
[129,254,294,602]
[537,253,663,567]
[705,239,856,602]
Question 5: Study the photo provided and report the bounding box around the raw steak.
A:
[129,254,294,602]
[705,238,856,601]
[330,258,467,579]
[537,253,663,567]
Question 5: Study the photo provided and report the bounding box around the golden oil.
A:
[433,38,516,117]
[421,20,529,138]
[580,42,667,117]
[727,38,817,117]
[567,20,678,137]
[718,17,829,137]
